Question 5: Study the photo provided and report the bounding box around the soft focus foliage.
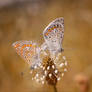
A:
[0,0,92,92]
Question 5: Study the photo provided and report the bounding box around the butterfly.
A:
[12,17,64,69]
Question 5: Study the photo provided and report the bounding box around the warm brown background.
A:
[0,0,92,92]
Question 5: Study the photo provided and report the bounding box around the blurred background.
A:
[0,0,92,92]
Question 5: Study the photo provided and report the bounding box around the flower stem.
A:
[53,85,57,92]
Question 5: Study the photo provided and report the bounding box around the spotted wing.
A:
[43,17,64,56]
[12,41,41,68]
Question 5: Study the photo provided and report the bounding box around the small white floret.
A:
[42,81,44,84]
[36,74,39,77]
[41,77,43,80]
[43,76,45,79]
[65,61,68,66]
[60,63,64,67]
[55,70,58,74]
[52,65,55,69]
[44,70,47,75]
[57,77,61,81]
[40,65,43,68]
[49,73,52,77]
[62,73,64,77]
[62,56,66,60]
[64,68,67,72]
[34,66,37,69]
[36,79,39,82]
[43,67,45,70]
[47,66,50,70]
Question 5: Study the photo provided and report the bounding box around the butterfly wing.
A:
[43,17,64,56]
[12,41,42,69]
[40,42,48,51]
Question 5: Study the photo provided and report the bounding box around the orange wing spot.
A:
[20,48,23,55]
[22,44,26,48]
[48,29,52,32]
[45,32,49,36]
[51,27,54,30]
[30,44,32,47]
[27,44,30,47]
[23,44,26,47]
[48,27,56,32]
[14,44,20,48]
[54,26,57,28]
